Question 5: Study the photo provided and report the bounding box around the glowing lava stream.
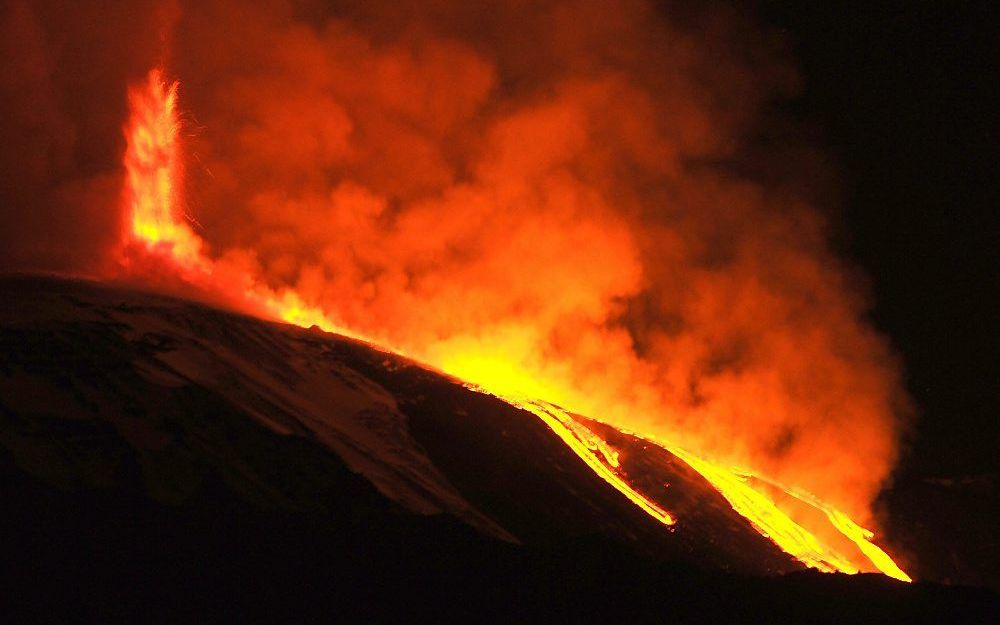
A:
[122,68,909,583]
[471,389,675,527]
[480,390,910,582]
[751,473,912,581]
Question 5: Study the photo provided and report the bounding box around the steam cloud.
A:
[1,0,910,520]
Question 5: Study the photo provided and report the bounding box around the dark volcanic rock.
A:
[0,275,995,623]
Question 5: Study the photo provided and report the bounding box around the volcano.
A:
[1,274,994,622]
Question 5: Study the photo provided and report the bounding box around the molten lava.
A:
[121,67,910,583]
[122,69,358,342]
[474,389,675,527]
[486,389,910,582]
[123,70,205,272]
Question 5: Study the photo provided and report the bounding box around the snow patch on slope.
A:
[5,283,515,542]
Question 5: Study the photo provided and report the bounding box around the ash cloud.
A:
[1,0,910,519]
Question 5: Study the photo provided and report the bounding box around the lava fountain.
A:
[120,67,910,582]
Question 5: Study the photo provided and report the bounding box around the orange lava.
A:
[122,69,360,341]
[475,389,675,527]
[121,67,909,583]
[666,445,910,581]
[123,70,205,272]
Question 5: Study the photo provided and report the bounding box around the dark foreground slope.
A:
[0,275,995,623]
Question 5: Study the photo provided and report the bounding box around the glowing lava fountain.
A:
[120,68,910,583]
[123,70,360,337]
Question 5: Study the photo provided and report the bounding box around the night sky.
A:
[759,2,996,480]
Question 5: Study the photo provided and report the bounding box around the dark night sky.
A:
[758,2,997,479]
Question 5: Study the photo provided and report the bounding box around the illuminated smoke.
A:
[2,0,910,543]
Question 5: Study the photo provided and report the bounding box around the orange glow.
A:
[120,67,909,583]
[122,69,359,342]
[479,385,910,581]
[664,445,914,580]
[672,447,856,572]
[475,388,675,526]
[123,69,206,272]
[760,478,913,582]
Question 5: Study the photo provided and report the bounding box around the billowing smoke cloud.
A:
[1,0,910,520]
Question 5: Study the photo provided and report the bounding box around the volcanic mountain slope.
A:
[0,275,995,622]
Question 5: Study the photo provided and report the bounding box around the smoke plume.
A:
[1,0,910,520]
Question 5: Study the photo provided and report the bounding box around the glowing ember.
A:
[121,67,909,583]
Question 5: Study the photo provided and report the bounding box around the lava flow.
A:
[480,387,910,582]
[473,389,675,527]
[120,67,910,583]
